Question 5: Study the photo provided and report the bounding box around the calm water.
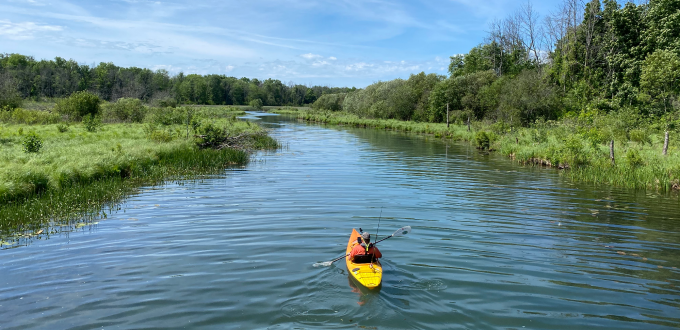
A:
[1,113,679,329]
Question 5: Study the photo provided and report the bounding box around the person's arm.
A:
[372,246,382,258]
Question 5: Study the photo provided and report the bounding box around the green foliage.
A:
[82,114,102,132]
[0,108,61,125]
[0,78,22,109]
[195,122,226,148]
[249,98,263,110]
[312,93,346,111]
[144,124,174,142]
[629,129,651,145]
[640,50,680,114]
[56,124,69,133]
[344,72,442,121]
[497,70,562,125]
[22,132,43,153]
[146,107,186,125]
[102,98,147,123]
[151,96,178,108]
[475,131,491,150]
[55,91,101,120]
[626,148,645,168]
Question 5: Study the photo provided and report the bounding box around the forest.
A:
[312,0,679,129]
[0,54,354,108]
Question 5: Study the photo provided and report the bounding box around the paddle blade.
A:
[313,261,333,267]
[392,226,412,237]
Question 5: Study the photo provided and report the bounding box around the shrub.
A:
[22,132,43,153]
[146,107,186,125]
[56,124,69,133]
[249,99,263,110]
[143,123,173,142]
[195,122,226,148]
[312,93,346,111]
[626,149,644,168]
[0,107,61,125]
[82,114,102,132]
[102,98,146,123]
[629,129,651,145]
[152,96,178,108]
[475,131,490,150]
[55,91,100,120]
[582,127,607,147]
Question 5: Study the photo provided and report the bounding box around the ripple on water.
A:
[1,114,679,329]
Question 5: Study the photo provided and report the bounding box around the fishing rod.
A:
[370,208,383,267]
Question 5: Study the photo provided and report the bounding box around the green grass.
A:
[300,110,680,191]
[0,106,278,240]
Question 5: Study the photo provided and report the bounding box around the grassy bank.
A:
[300,111,680,191]
[0,105,277,241]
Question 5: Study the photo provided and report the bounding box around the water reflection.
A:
[0,113,678,329]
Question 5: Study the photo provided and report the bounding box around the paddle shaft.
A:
[320,226,411,266]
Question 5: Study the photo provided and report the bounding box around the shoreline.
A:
[291,110,679,193]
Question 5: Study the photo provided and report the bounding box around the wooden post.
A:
[610,140,615,166]
[663,131,669,156]
[467,116,470,132]
[446,103,449,128]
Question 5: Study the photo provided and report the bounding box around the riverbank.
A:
[299,111,680,191]
[0,107,278,239]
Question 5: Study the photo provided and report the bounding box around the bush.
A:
[55,91,100,120]
[152,96,178,108]
[629,129,651,145]
[102,98,146,123]
[82,114,102,132]
[143,123,174,142]
[249,99,263,110]
[146,107,186,125]
[312,93,346,111]
[626,149,644,168]
[22,132,43,153]
[475,131,490,150]
[56,124,69,133]
[195,122,226,148]
[0,107,61,125]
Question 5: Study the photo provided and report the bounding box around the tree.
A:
[640,49,680,114]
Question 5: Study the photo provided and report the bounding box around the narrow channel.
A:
[1,112,679,329]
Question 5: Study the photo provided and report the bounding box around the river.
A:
[1,112,679,329]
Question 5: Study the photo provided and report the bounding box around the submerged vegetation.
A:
[0,94,278,240]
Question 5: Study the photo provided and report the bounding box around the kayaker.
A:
[350,232,382,261]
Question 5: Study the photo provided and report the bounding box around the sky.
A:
[0,0,561,87]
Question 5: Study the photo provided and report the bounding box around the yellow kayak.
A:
[345,228,382,289]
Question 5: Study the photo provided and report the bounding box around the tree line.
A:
[314,0,680,129]
[0,54,355,108]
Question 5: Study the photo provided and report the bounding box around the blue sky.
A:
[0,0,560,87]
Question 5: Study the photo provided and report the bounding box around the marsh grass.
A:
[0,108,278,241]
[301,111,680,191]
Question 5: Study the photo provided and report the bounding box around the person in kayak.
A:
[350,232,382,261]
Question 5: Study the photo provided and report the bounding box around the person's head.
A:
[361,231,370,242]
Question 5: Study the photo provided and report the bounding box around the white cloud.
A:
[225,65,235,72]
[301,53,323,60]
[0,20,62,40]
[329,56,337,60]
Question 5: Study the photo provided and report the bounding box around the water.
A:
[1,113,679,329]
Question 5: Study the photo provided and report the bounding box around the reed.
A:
[300,111,680,191]
[0,108,278,240]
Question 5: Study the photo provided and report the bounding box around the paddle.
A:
[313,226,412,267]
